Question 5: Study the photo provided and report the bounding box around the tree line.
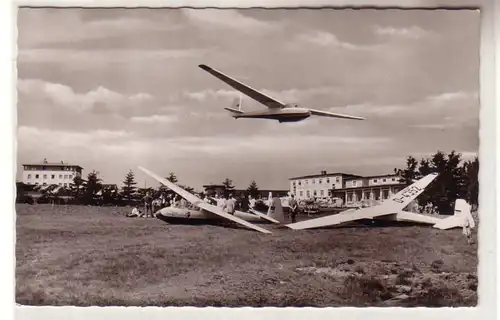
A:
[16,168,264,206]
[394,150,479,214]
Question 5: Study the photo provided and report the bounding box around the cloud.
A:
[18,48,211,66]
[18,9,183,49]
[130,115,179,124]
[180,86,335,106]
[295,31,373,51]
[18,79,155,115]
[374,25,434,40]
[181,9,280,34]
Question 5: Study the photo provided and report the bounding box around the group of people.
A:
[126,189,301,224]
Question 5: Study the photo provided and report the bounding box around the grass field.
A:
[15,203,478,307]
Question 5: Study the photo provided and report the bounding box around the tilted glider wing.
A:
[287,173,439,230]
[309,109,365,121]
[198,64,285,109]
[138,166,272,234]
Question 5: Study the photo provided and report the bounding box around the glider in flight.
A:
[198,64,365,123]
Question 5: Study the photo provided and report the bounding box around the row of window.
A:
[297,189,329,198]
[27,174,74,180]
[293,177,340,186]
[34,182,70,187]
[293,187,402,199]
[293,176,398,187]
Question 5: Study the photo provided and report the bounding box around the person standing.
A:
[463,215,473,244]
[289,194,298,223]
[143,191,153,217]
[223,194,236,215]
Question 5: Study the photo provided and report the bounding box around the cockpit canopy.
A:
[284,103,299,108]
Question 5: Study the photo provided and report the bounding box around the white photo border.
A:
[2,0,497,320]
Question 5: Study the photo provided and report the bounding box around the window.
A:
[326,179,330,183]
[320,190,324,196]
[373,179,378,183]
[299,191,303,197]
[43,174,47,179]
[35,174,39,179]
[313,190,317,196]
[293,182,296,186]
[27,174,31,179]
[35,182,39,185]
[383,178,386,182]
[319,179,322,184]
[58,183,62,186]
[64,183,68,187]
[392,177,395,181]
[336,177,340,183]
[298,181,302,185]
[352,181,356,187]
[42,182,47,186]
[306,190,310,198]
[64,175,68,179]
[59,174,63,179]
[51,174,55,179]
[305,180,308,184]
[312,179,315,184]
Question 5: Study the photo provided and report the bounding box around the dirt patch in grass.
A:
[16,204,478,307]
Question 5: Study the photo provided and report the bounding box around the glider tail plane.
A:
[433,199,475,230]
[224,95,244,117]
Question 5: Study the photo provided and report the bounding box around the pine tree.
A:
[247,180,259,199]
[84,170,102,204]
[122,170,137,201]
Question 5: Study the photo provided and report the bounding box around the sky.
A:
[16,8,480,190]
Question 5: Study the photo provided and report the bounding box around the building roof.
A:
[22,160,83,169]
[289,172,362,180]
[344,174,400,181]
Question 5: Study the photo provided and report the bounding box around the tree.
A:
[394,156,419,185]
[222,178,235,198]
[394,150,475,215]
[462,156,479,208]
[166,172,178,183]
[71,175,85,203]
[247,180,260,199]
[83,170,102,204]
[122,170,137,202]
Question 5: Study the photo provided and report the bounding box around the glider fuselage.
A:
[156,206,267,223]
[231,107,311,122]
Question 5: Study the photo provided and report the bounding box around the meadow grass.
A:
[15,204,478,307]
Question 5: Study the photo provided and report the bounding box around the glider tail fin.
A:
[267,197,285,223]
[224,95,244,117]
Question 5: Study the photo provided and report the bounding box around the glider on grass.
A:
[286,172,474,231]
[138,166,286,234]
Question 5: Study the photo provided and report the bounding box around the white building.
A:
[289,170,363,200]
[289,170,406,206]
[334,174,406,207]
[22,159,83,188]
